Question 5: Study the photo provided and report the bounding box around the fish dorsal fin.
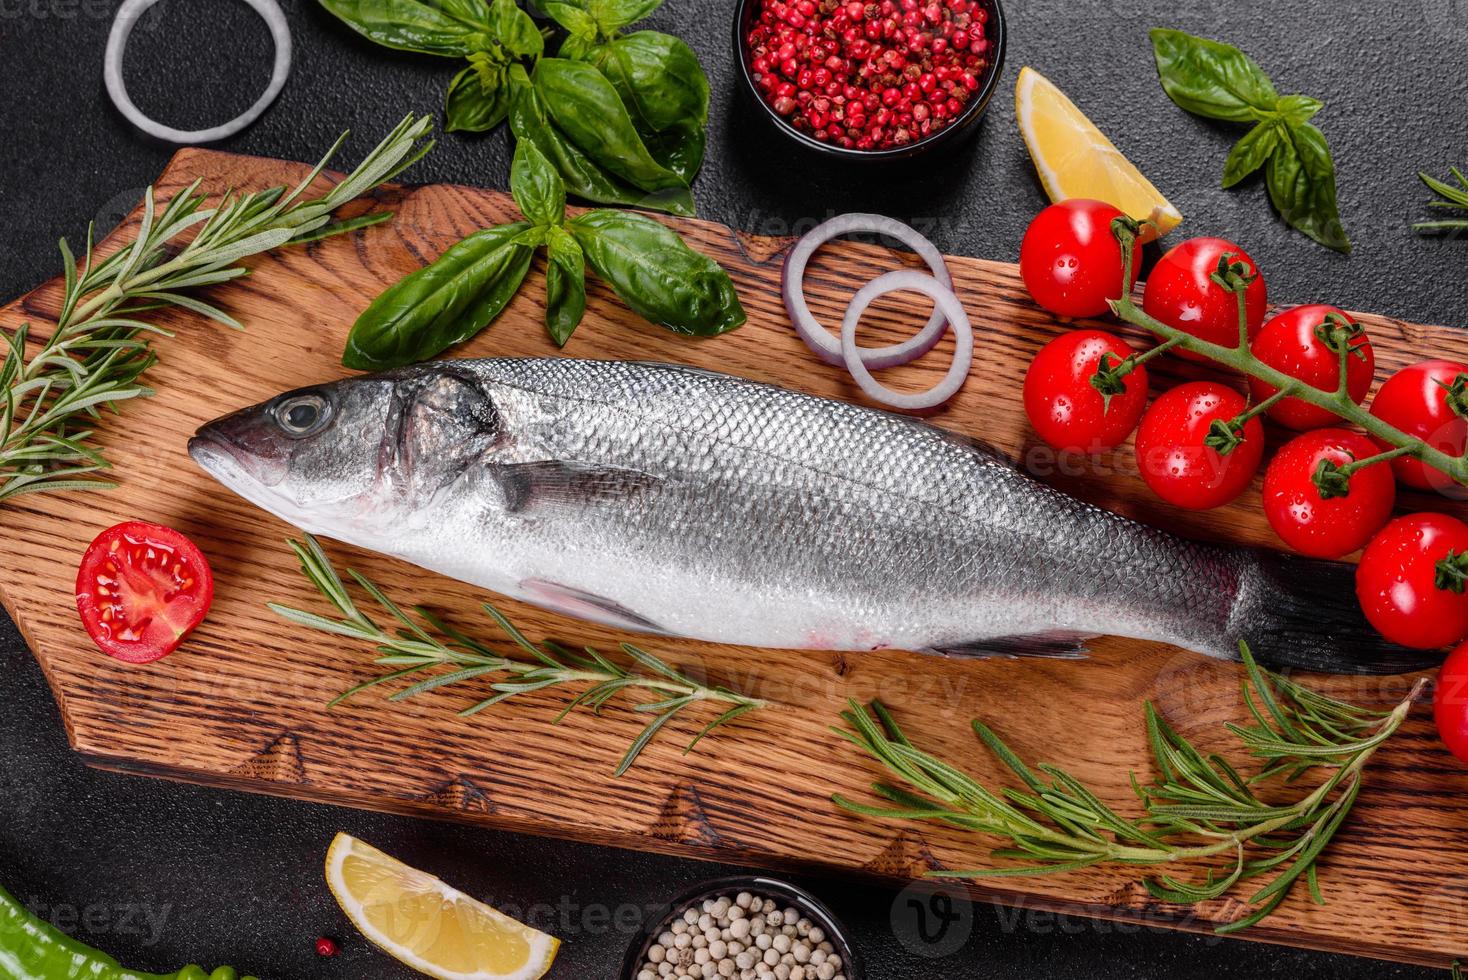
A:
[926,631,1094,660]
[487,460,660,513]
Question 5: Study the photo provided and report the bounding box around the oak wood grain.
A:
[3,148,1467,968]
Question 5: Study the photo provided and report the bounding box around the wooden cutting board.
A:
[4,148,1467,968]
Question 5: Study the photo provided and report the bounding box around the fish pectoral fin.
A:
[520,579,667,635]
[926,631,1095,661]
[488,460,660,512]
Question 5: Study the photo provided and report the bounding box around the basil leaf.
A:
[569,210,744,336]
[343,222,536,370]
[445,56,510,133]
[545,226,588,345]
[1277,93,1323,127]
[589,0,663,32]
[317,0,489,56]
[437,0,495,28]
[1265,123,1350,254]
[507,64,671,211]
[592,32,709,132]
[533,58,695,215]
[642,125,706,184]
[490,0,545,58]
[1221,119,1281,188]
[512,139,566,226]
[543,1,599,38]
[1149,28,1279,123]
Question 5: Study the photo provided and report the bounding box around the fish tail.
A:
[1230,551,1442,676]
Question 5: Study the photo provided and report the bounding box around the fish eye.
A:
[273,393,331,438]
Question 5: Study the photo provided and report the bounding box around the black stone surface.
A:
[0,0,1464,976]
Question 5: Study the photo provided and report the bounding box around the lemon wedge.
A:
[325,833,559,980]
[1016,66,1182,242]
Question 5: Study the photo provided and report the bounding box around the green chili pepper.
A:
[343,222,537,370]
[568,210,744,337]
[544,226,588,345]
[532,58,694,215]
[0,882,255,980]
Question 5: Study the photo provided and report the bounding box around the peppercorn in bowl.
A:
[735,0,1006,160]
[622,876,863,979]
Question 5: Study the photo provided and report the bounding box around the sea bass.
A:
[189,358,1431,675]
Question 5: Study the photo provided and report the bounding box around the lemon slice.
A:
[1016,66,1182,242]
[326,833,559,980]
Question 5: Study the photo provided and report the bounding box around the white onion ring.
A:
[783,213,954,369]
[841,270,974,412]
[104,0,293,145]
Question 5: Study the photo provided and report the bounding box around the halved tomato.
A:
[75,521,214,664]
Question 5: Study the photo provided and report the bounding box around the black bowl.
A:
[621,876,864,979]
[733,0,1007,162]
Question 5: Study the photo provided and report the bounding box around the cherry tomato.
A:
[1023,330,1150,453]
[1248,305,1375,430]
[1142,237,1268,362]
[1261,429,1396,559]
[1434,642,1468,764]
[75,521,214,664]
[1368,360,1468,492]
[1019,200,1143,319]
[1134,382,1265,510]
[1356,513,1468,650]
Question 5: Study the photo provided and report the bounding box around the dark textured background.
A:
[1,0,1465,976]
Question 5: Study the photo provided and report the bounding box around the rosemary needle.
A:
[269,535,768,775]
[834,643,1425,933]
[0,114,435,502]
[1415,167,1468,233]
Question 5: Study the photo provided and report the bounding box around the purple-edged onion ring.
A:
[841,270,974,412]
[783,213,954,369]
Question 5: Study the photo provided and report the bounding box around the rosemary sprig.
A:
[269,535,768,775]
[1415,167,1468,233]
[0,114,435,502]
[1106,218,1468,491]
[833,643,1425,933]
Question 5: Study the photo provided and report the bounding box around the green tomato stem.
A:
[1107,219,1468,489]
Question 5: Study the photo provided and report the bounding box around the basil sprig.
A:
[318,0,707,217]
[342,141,743,369]
[1150,28,1350,253]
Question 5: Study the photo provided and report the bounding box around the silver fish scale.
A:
[457,358,1244,655]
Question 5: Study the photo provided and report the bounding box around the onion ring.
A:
[104,0,293,145]
[841,270,974,412]
[783,213,953,369]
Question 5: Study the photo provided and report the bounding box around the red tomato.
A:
[1434,642,1468,764]
[1023,330,1150,453]
[1134,382,1265,510]
[1248,305,1375,430]
[1142,237,1268,362]
[1261,429,1396,559]
[1356,513,1468,650]
[1368,360,1468,492]
[75,521,214,664]
[1019,200,1143,319]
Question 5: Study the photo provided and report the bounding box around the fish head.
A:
[188,366,502,533]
